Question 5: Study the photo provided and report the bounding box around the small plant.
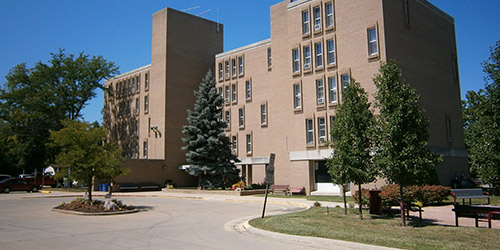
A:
[313,201,322,207]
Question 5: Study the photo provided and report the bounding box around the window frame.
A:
[145,72,149,91]
[260,102,268,126]
[292,48,301,73]
[325,1,335,29]
[232,135,238,154]
[302,9,310,35]
[218,62,223,80]
[225,110,231,129]
[367,27,379,57]
[238,56,244,76]
[267,47,272,68]
[306,119,315,145]
[327,75,338,104]
[231,58,237,77]
[231,83,237,104]
[303,45,311,70]
[315,42,323,69]
[318,117,326,144]
[326,38,336,66]
[246,133,252,155]
[238,107,245,128]
[225,60,230,79]
[144,95,149,114]
[245,80,252,101]
[316,78,325,105]
[313,5,322,32]
[224,85,230,104]
[293,83,302,110]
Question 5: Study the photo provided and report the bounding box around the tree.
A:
[182,71,239,189]
[0,49,118,173]
[463,41,500,193]
[374,61,442,226]
[327,79,376,218]
[49,119,127,201]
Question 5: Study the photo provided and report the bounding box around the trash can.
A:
[369,188,382,215]
[103,184,109,192]
[98,184,103,191]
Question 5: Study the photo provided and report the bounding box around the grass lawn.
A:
[255,193,354,203]
[250,207,499,250]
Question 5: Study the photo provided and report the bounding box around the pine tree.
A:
[374,61,441,226]
[182,71,239,189]
[327,79,376,219]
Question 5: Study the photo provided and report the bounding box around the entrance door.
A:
[314,160,341,194]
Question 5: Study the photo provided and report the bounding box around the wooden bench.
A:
[399,201,423,222]
[451,188,490,205]
[290,186,305,195]
[270,185,290,196]
[453,204,500,228]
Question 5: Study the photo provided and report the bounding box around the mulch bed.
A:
[55,199,134,213]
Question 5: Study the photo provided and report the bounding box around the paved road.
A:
[0,191,397,250]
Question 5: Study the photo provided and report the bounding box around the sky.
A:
[0,0,499,123]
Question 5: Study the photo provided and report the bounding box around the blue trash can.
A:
[98,184,103,191]
[103,184,109,192]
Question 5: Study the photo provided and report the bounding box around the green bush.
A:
[353,184,451,208]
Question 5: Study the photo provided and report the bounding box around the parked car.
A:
[0,174,12,182]
[20,172,58,187]
[0,178,41,193]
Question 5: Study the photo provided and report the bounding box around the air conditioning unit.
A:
[318,98,324,104]
[304,63,311,69]
[314,24,321,30]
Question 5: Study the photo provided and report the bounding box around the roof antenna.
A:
[182,6,200,12]
[197,9,211,17]
[217,8,220,33]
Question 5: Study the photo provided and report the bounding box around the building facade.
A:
[104,8,223,187]
[216,0,466,194]
[104,0,467,194]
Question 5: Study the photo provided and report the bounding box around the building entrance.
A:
[313,160,341,195]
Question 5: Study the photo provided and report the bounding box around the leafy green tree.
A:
[182,71,239,189]
[374,61,442,226]
[49,119,126,201]
[327,79,376,218]
[0,49,118,172]
[463,41,500,193]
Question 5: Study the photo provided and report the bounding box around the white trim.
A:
[288,0,313,10]
[216,39,271,59]
[289,149,333,161]
[235,156,271,165]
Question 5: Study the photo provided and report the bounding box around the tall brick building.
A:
[105,0,467,194]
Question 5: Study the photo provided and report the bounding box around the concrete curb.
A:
[51,208,139,216]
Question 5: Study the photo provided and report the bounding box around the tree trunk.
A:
[87,176,93,202]
[358,184,363,220]
[400,184,406,226]
[343,184,347,215]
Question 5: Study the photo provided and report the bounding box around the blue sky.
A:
[0,0,499,123]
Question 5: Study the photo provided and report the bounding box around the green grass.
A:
[250,207,499,250]
[255,193,354,203]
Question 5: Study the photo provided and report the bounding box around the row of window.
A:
[218,56,244,81]
[224,102,268,130]
[293,73,350,110]
[301,1,335,36]
[219,79,252,105]
[305,116,335,146]
[230,133,253,155]
[292,37,337,73]
[109,72,150,99]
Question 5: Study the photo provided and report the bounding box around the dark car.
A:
[0,174,12,182]
[0,178,41,193]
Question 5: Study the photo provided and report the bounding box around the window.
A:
[232,135,238,154]
[303,45,311,70]
[452,55,459,81]
[224,85,230,103]
[134,143,139,159]
[127,79,131,95]
[131,78,135,93]
[315,42,323,68]
[231,58,237,77]
[145,73,149,90]
[135,98,140,114]
[135,119,139,136]
[325,2,334,28]
[239,108,245,128]
[218,87,223,98]
[231,83,237,103]
[306,119,314,145]
[302,10,310,35]
[316,79,325,105]
[246,134,252,154]
[238,56,244,75]
[218,62,223,79]
[403,0,410,26]
[136,76,140,93]
[144,95,149,113]
[225,110,230,128]
[368,27,378,56]
[261,103,267,125]
[245,80,251,100]
[143,141,148,158]
[267,48,272,68]
[292,48,300,73]
[326,39,336,65]
[313,6,321,31]
[293,84,302,109]
[328,76,338,103]
[341,74,350,90]
[225,61,230,78]
[329,116,335,139]
[318,117,326,143]
[446,116,452,143]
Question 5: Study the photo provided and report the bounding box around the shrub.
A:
[353,184,451,208]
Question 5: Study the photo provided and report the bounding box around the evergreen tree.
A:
[182,71,239,189]
[327,79,376,219]
[374,61,441,226]
[463,41,500,193]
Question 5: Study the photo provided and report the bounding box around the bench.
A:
[290,186,305,195]
[453,204,500,228]
[451,188,490,205]
[399,201,423,222]
[270,185,290,196]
